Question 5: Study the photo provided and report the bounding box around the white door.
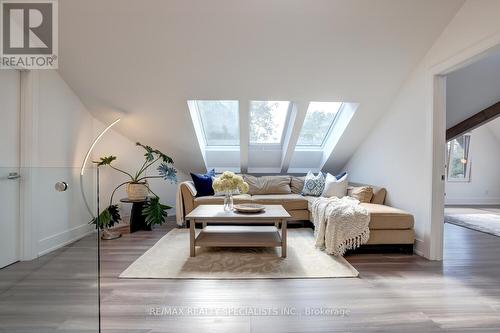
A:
[0,69,21,268]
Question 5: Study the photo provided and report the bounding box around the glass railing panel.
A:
[0,167,99,332]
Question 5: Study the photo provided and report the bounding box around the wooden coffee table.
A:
[185,205,291,258]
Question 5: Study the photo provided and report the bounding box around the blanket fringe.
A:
[331,228,370,257]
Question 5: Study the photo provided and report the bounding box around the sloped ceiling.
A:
[447,49,500,129]
[57,0,464,173]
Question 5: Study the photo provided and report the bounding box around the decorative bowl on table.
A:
[233,204,265,213]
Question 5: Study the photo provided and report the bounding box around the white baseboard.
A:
[445,197,500,205]
[37,223,95,257]
[414,238,424,257]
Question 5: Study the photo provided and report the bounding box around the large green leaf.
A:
[136,142,155,162]
[154,149,174,164]
[136,142,174,164]
[94,156,117,167]
[90,204,121,229]
[141,197,171,226]
[107,205,122,225]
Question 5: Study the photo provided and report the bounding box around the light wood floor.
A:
[2,218,500,332]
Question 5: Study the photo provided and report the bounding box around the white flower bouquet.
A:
[212,171,249,194]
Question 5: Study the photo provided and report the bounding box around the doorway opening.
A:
[432,44,500,261]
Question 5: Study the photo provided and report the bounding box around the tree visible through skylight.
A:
[196,100,239,146]
[249,101,290,144]
[297,102,342,146]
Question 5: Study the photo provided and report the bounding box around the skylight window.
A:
[195,100,239,146]
[249,101,290,145]
[296,102,342,146]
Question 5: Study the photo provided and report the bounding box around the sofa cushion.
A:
[251,194,308,211]
[349,182,386,204]
[243,175,291,195]
[194,194,252,207]
[347,186,373,203]
[371,187,387,205]
[361,203,414,230]
[304,199,413,230]
[289,209,310,221]
[290,176,305,194]
[366,229,415,245]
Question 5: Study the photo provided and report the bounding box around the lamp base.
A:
[101,229,122,240]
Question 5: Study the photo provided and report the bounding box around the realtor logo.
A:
[1,0,58,69]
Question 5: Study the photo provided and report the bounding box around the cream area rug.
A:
[120,228,359,279]
[445,208,500,237]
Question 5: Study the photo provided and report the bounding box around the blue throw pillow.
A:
[335,171,347,180]
[301,171,326,196]
[190,169,216,197]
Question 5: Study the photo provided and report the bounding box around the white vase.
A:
[126,182,149,201]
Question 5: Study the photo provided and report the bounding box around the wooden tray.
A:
[234,204,266,213]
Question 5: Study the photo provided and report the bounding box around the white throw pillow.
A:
[321,173,348,198]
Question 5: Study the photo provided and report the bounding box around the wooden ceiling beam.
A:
[446,101,500,141]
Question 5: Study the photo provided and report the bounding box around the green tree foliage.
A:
[197,101,239,145]
[298,110,336,145]
[249,101,279,143]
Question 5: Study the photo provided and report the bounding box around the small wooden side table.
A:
[120,198,152,233]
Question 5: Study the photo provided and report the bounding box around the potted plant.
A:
[92,142,178,233]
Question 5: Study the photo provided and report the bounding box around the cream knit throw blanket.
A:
[311,196,370,256]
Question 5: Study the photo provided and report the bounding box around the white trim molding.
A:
[280,101,308,173]
[445,197,500,205]
[38,224,94,256]
[429,31,500,261]
[19,70,39,261]
[239,100,249,173]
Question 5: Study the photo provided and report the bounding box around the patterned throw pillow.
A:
[301,171,326,196]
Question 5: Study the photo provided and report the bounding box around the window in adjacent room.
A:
[446,134,471,182]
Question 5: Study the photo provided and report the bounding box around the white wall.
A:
[92,120,188,222]
[489,118,500,142]
[446,50,500,128]
[445,125,500,205]
[343,0,500,258]
[23,70,186,257]
[0,70,20,167]
[31,70,96,256]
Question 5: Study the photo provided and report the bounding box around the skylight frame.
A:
[295,102,344,149]
[194,100,240,147]
[248,100,292,148]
